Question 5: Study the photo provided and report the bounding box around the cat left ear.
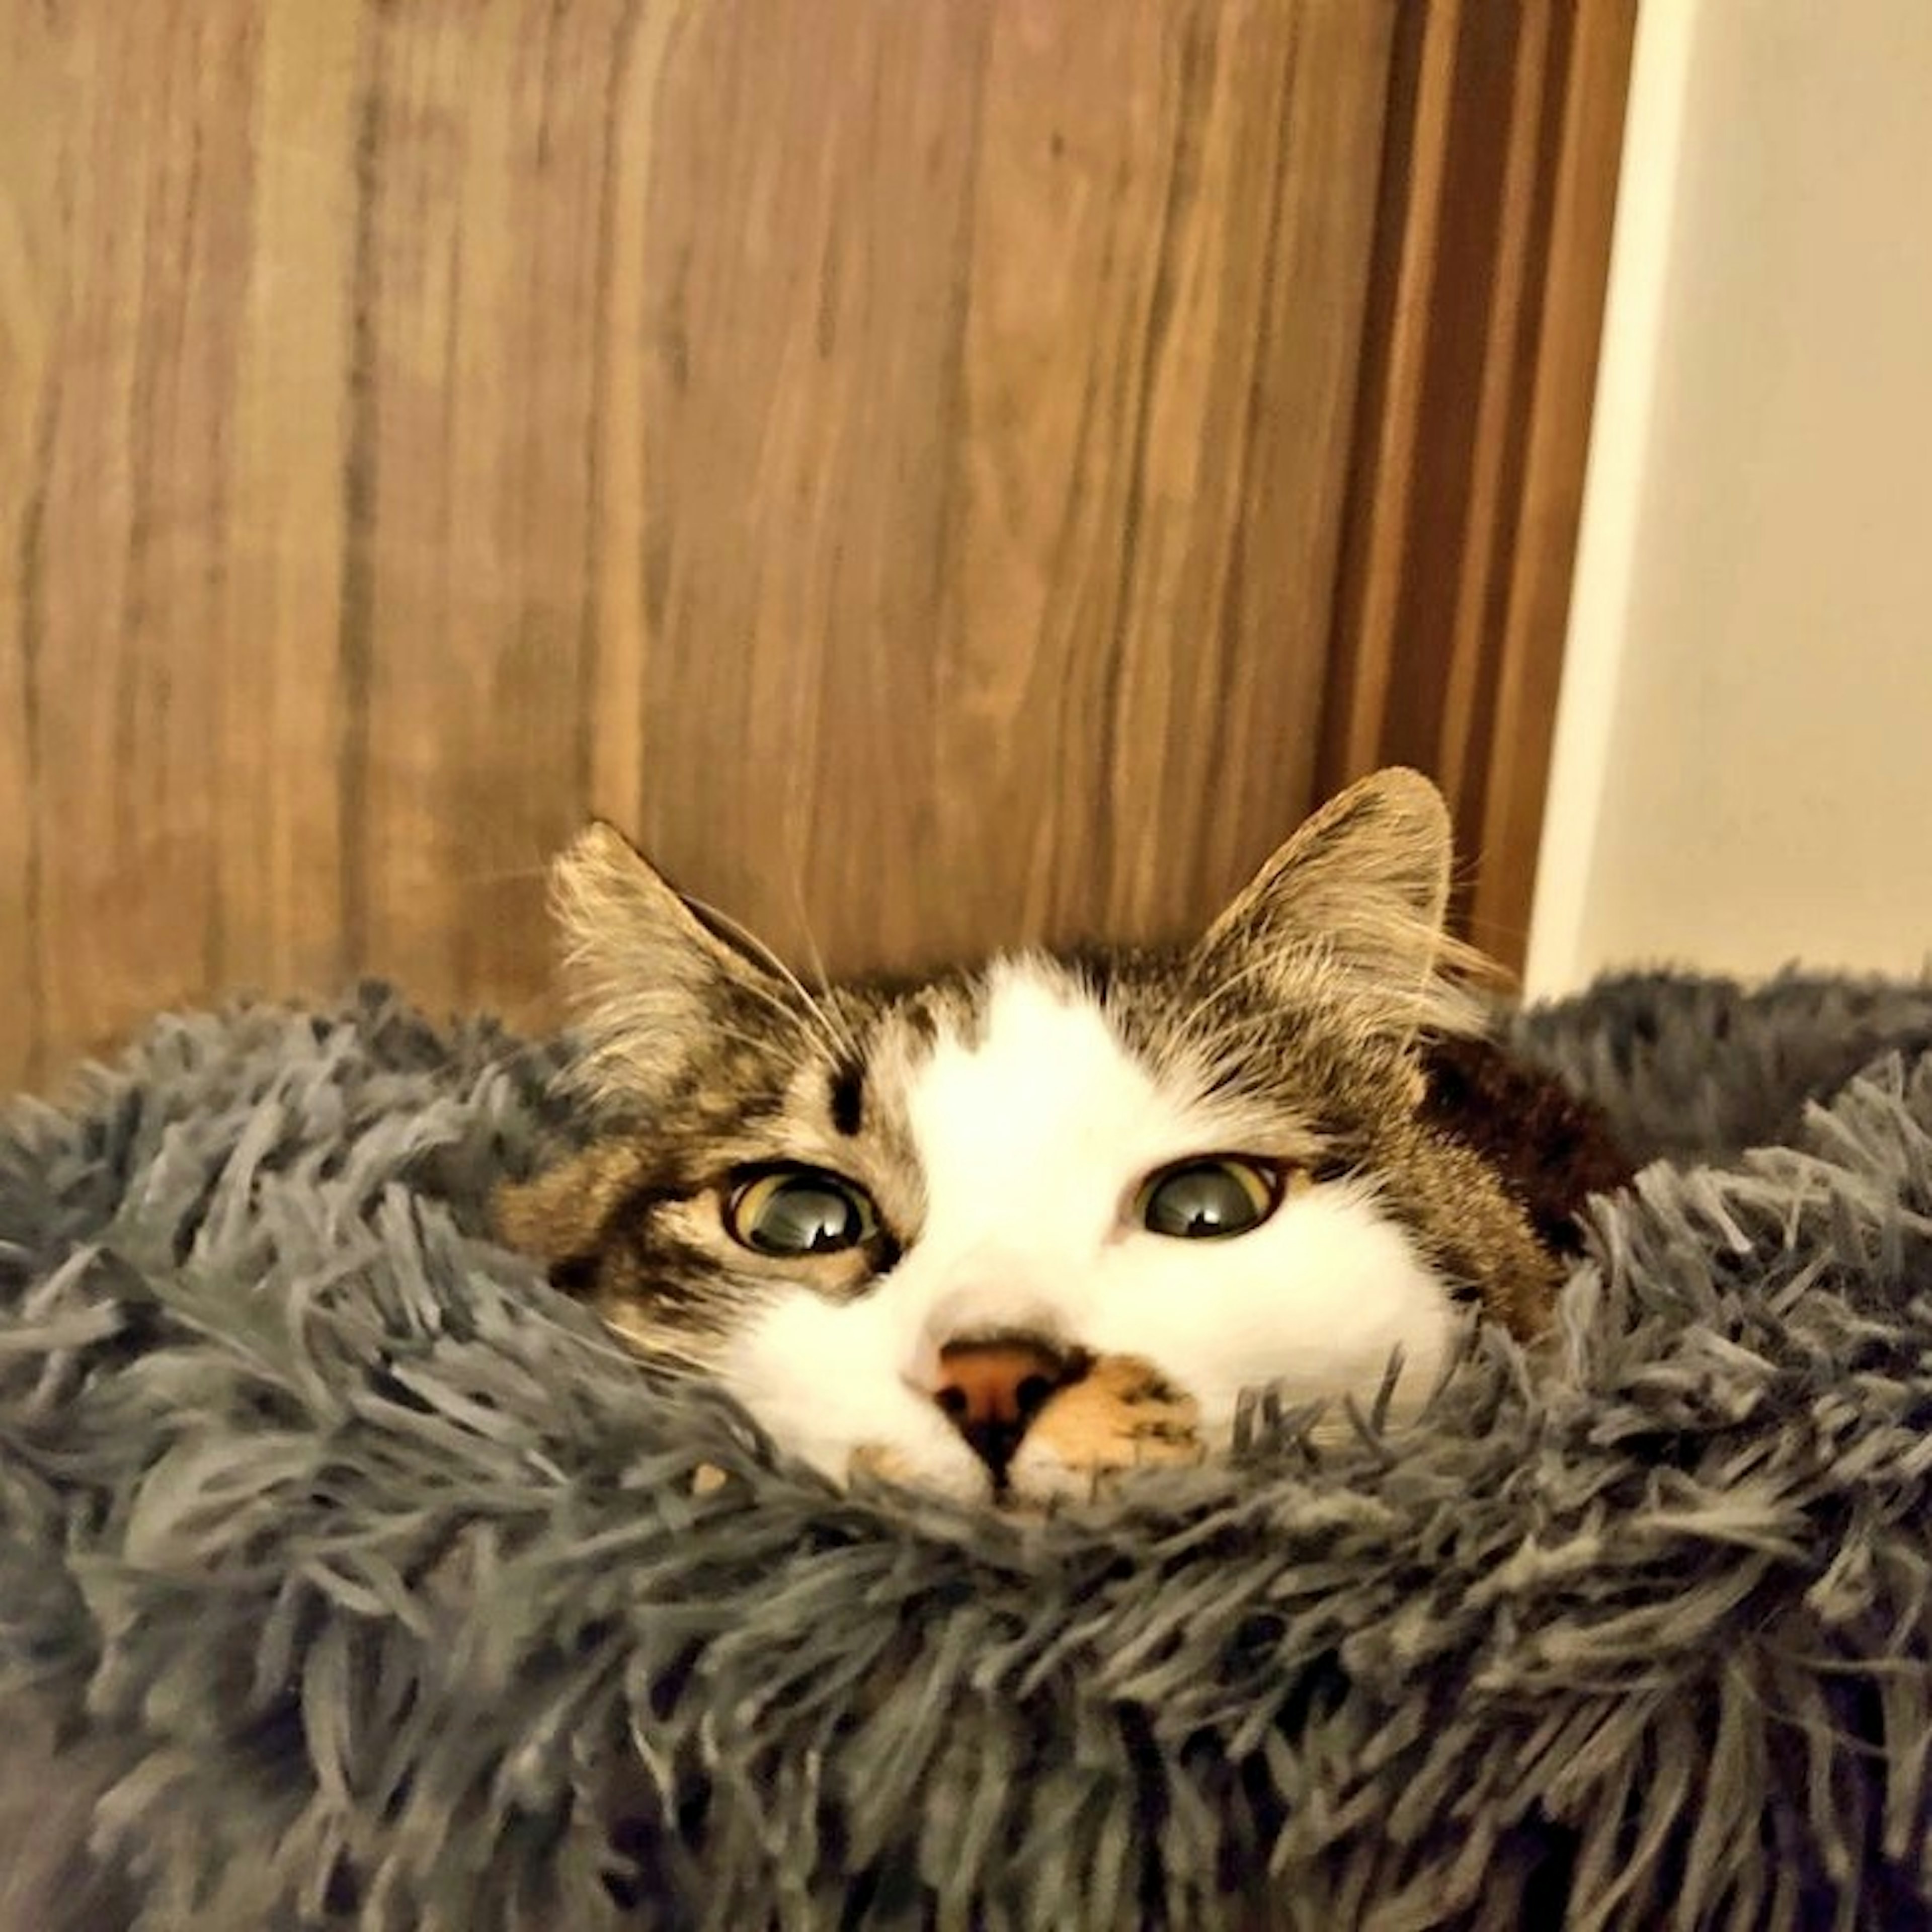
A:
[1199,768,1494,1037]
[550,822,784,1098]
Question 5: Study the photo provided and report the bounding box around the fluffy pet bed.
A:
[5,973,1932,1931]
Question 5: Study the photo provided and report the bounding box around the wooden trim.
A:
[1321,0,1639,975]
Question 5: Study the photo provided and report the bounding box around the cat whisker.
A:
[679,891,864,1073]
[681,1022,804,1064]
[753,970,860,1074]
[771,929,866,1072]
[778,848,864,1069]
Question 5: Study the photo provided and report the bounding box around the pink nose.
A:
[931,1339,1069,1480]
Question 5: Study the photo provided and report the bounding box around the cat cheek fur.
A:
[1074,1183,1461,1447]
[714,1286,998,1502]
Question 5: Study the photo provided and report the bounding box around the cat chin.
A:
[847,1439,995,1505]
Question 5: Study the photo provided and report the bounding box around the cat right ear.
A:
[550,822,781,1097]
[1196,768,1496,1039]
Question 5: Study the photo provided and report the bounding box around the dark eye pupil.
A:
[747,1178,862,1255]
[1143,1162,1269,1240]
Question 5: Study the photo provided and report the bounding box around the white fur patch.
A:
[715,960,1454,1499]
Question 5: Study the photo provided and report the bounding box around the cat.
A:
[499,768,1624,1506]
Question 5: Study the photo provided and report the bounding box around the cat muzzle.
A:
[927,1337,1084,1485]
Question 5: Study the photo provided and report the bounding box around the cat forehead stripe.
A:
[828,1060,865,1136]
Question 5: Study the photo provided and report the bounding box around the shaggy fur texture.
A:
[5,974,1932,1930]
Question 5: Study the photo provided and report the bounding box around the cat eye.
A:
[1136,1156,1282,1241]
[726,1166,879,1257]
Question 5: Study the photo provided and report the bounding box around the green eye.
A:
[726,1167,878,1257]
[1137,1157,1281,1241]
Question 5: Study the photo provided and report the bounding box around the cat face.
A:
[499,770,1559,1505]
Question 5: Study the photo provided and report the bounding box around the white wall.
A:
[1525,0,1932,994]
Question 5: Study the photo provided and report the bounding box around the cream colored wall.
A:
[1526,0,1932,994]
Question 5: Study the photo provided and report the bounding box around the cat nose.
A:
[930,1338,1070,1482]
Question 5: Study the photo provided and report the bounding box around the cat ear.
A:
[1199,768,1492,1036]
[550,822,783,1098]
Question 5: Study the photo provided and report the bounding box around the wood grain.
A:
[1320,0,1638,962]
[0,1,1630,1092]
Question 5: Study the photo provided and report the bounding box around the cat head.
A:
[499,769,1555,1504]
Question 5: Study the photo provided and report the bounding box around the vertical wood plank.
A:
[585,0,691,843]
[350,1,647,1026]
[1202,0,1405,919]
[1321,0,1637,972]
[1434,2,1554,810]
[215,1,362,1000]
[1319,0,1464,792]
[12,4,266,1081]
[0,4,65,1089]
[608,0,994,971]
[943,0,1398,951]
[1471,1,1639,959]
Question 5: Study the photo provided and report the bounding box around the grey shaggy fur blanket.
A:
[6,975,1932,1932]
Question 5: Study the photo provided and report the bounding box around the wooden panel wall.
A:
[0,0,1634,1093]
[1322,0,1639,957]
